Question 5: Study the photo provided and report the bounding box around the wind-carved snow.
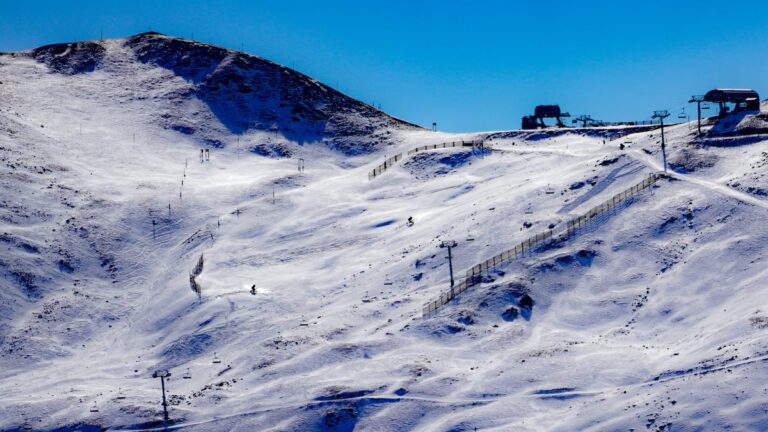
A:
[1,33,768,431]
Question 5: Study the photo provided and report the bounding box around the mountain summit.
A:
[8,32,420,156]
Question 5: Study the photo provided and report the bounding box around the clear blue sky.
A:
[2,0,767,132]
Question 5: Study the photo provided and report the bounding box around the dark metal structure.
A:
[521,105,571,129]
[573,114,594,127]
[651,110,670,173]
[521,115,539,129]
[439,240,457,288]
[152,369,171,422]
[688,95,706,134]
[703,89,760,115]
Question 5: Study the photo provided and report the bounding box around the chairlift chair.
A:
[89,403,99,413]
[212,352,222,364]
[183,368,192,379]
[383,275,393,286]
[545,185,555,194]
[115,388,126,400]
[525,204,533,215]
[466,230,475,241]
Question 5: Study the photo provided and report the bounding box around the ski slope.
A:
[2,34,768,431]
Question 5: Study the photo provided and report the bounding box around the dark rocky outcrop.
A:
[124,32,421,153]
[31,41,106,75]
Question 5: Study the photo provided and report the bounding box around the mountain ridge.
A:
[2,31,422,156]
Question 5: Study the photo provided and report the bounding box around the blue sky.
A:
[2,0,766,132]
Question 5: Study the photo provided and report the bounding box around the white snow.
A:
[1,35,768,431]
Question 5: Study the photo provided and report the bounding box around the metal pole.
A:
[447,245,454,287]
[153,369,171,422]
[689,96,704,135]
[653,110,670,173]
[660,117,667,173]
[697,101,702,135]
[160,376,168,422]
[439,240,457,288]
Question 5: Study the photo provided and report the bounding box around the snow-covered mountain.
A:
[18,32,420,157]
[2,34,768,431]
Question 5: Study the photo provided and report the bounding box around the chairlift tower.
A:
[688,95,705,135]
[573,115,593,128]
[439,240,458,287]
[151,369,171,422]
[651,110,671,173]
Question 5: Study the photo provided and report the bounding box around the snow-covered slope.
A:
[2,34,768,431]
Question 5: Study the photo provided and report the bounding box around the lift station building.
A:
[703,89,760,115]
[521,105,571,129]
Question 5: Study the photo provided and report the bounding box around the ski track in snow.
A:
[628,145,768,209]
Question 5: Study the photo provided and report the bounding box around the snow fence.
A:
[368,139,486,180]
[422,172,665,317]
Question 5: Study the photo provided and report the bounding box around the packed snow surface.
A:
[1,34,768,431]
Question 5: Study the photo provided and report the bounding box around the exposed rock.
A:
[31,41,106,75]
[502,306,519,321]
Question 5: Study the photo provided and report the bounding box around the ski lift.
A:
[115,388,126,400]
[701,104,710,110]
[212,352,222,364]
[183,368,192,379]
[89,402,99,413]
[384,274,393,286]
[677,109,686,119]
[545,185,555,194]
[466,229,475,241]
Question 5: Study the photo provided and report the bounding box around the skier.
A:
[407,216,414,227]
[250,285,256,295]
[200,149,204,162]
